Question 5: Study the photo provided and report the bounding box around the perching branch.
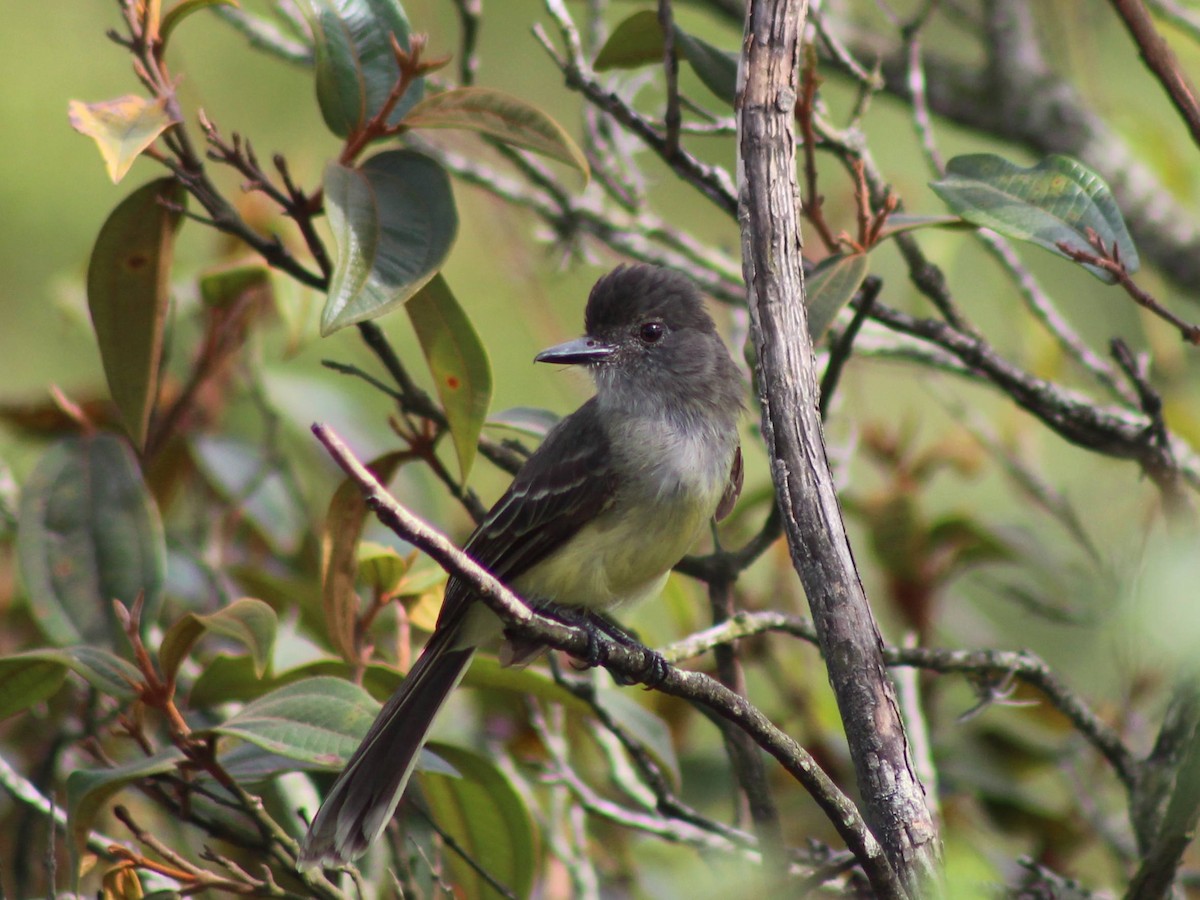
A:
[310,421,904,897]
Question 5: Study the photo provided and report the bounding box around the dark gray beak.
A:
[534,336,616,365]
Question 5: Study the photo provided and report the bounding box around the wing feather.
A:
[437,399,616,627]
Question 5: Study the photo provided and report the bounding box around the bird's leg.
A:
[522,601,670,686]
[520,600,608,669]
[580,612,669,688]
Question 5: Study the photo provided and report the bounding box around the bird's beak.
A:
[534,336,616,365]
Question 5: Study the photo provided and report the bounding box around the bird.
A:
[299,263,744,866]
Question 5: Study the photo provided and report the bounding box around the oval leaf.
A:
[674,31,738,106]
[0,647,141,720]
[404,87,589,179]
[17,434,165,647]
[209,676,379,767]
[594,10,665,70]
[301,0,423,138]
[68,96,177,184]
[594,11,736,105]
[159,597,278,683]
[406,275,492,480]
[419,743,537,900]
[86,178,186,448]
[0,658,67,722]
[321,150,459,334]
[322,451,408,661]
[930,154,1139,282]
[805,253,869,340]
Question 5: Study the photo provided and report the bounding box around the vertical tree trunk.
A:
[735,0,941,893]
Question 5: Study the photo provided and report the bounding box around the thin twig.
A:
[658,0,682,157]
[1109,0,1200,153]
[820,276,881,417]
[535,0,739,216]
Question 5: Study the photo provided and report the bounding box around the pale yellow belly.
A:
[512,496,712,612]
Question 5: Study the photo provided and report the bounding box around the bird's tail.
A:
[298,629,475,866]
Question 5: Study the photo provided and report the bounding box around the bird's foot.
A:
[526,602,669,686]
[526,600,607,668]
[581,612,669,687]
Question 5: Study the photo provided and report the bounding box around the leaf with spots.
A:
[930,154,1139,283]
[86,178,186,448]
[17,434,165,648]
[406,274,492,481]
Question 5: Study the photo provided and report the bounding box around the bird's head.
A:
[535,265,738,415]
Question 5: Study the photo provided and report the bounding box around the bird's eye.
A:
[639,321,665,344]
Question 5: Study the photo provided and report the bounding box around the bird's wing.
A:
[715,444,743,522]
[437,398,617,628]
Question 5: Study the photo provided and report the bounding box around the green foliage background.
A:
[4,1,1200,896]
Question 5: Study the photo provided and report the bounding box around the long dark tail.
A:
[299,630,475,866]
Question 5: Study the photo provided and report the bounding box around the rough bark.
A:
[736,0,941,894]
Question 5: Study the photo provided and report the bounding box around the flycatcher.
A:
[300,264,744,865]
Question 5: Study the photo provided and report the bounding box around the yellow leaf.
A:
[68,95,177,183]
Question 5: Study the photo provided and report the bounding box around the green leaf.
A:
[189,655,400,707]
[876,213,968,240]
[0,647,141,720]
[0,658,66,721]
[594,11,737,104]
[419,744,537,900]
[198,262,272,307]
[17,435,165,647]
[161,0,239,46]
[930,154,1139,283]
[461,656,590,714]
[594,686,681,788]
[406,275,492,480]
[403,87,589,179]
[804,253,869,340]
[209,676,374,766]
[209,676,378,767]
[67,748,186,886]
[159,597,278,683]
[594,10,665,70]
[301,0,423,138]
[187,652,262,707]
[68,96,177,184]
[356,540,411,596]
[321,150,459,335]
[674,31,738,106]
[86,178,186,448]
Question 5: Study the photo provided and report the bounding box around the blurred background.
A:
[3,0,1200,895]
